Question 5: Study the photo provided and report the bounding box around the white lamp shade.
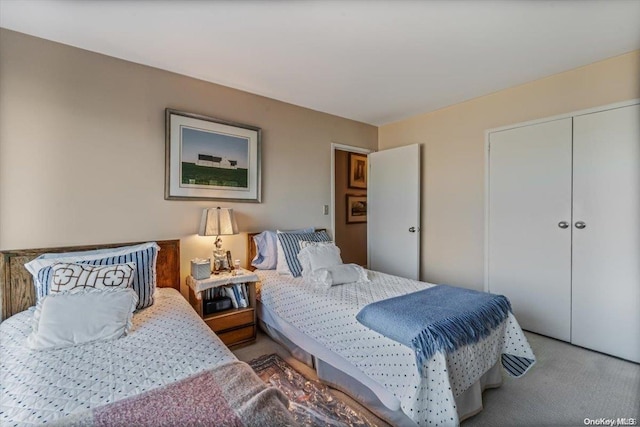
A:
[198,208,239,236]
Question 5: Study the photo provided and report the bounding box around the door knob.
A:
[558,221,569,229]
[575,221,586,229]
[409,227,416,233]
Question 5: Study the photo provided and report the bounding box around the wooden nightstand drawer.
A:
[205,308,254,332]
[218,325,255,347]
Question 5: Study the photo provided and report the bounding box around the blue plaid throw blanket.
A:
[356,285,512,374]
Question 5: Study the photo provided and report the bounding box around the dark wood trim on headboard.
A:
[246,229,327,271]
[247,232,260,271]
[0,239,180,320]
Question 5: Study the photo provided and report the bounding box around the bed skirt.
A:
[258,301,503,426]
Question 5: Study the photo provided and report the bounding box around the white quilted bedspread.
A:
[257,270,535,426]
[0,288,236,426]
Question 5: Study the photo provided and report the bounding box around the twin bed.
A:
[0,240,293,426]
[248,230,535,426]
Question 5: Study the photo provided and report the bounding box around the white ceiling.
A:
[1,1,639,125]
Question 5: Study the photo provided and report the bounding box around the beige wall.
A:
[379,50,640,291]
[334,149,367,265]
[0,29,378,294]
[2,28,637,295]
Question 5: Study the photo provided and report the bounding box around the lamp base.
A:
[212,248,231,272]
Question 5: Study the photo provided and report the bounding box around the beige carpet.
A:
[234,330,640,427]
[462,332,640,427]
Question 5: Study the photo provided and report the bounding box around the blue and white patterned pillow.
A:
[35,245,159,310]
[50,262,136,294]
[277,231,331,277]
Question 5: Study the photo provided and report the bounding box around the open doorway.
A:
[331,143,371,267]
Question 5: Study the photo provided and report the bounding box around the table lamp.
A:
[198,207,238,271]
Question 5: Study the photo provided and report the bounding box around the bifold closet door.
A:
[571,104,640,363]
[488,118,572,341]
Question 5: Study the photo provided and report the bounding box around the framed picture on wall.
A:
[348,152,368,189]
[346,194,367,223]
[165,109,261,202]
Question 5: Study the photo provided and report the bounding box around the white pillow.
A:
[37,246,130,260]
[306,264,370,290]
[24,242,158,277]
[297,243,341,278]
[251,231,278,270]
[50,262,135,294]
[26,288,138,350]
[307,243,342,270]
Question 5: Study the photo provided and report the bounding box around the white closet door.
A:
[572,104,640,363]
[488,118,572,341]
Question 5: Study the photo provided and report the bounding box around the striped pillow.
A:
[36,244,159,310]
[277,231,331,277]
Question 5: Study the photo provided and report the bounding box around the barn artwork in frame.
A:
[165,109,261,202]
[346,195,367,223]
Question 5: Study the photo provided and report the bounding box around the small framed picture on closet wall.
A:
[346,194,367,223]
[348,153,368,189]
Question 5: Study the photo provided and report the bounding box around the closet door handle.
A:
[558,221,569,229]
[575,221,586,229]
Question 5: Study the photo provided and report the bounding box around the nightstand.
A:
[187,268,259,348]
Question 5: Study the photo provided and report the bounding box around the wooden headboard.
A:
[247,232,261,271]
[246,229,327,271]
[0,239,180,320]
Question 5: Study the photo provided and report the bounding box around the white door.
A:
[488,119,573,341]
[368,144,420,279]
[571,104,640,363]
